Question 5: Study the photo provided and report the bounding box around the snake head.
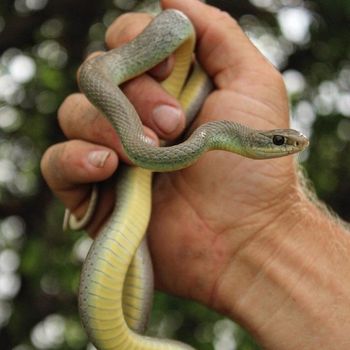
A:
[248,128,309,159]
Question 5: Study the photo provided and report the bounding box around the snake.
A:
[71,3,309,350]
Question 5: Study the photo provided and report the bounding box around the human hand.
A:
[41,0,301,319]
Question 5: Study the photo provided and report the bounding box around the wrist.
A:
[213,188,350,349]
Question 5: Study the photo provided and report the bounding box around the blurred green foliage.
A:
[0,0,349,349]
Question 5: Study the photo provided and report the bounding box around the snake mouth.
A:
[250,143,308,159]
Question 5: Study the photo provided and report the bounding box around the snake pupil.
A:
[273,135,285,146]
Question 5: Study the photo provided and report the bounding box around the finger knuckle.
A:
[218,10,235,24]
[41,143,66,186]
[58,94,81,131]
[105,13,151,48]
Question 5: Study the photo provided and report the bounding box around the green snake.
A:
[72,5,309,350]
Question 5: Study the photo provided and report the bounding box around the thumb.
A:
[162,0,274,89]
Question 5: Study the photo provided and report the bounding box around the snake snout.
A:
[287,131,309,151]
[296,135,309,150]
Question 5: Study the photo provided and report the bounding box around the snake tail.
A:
[79,166,194,350]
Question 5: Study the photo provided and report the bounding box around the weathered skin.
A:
[76,8,309,350]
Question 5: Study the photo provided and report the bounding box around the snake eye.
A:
[273,135,285,146]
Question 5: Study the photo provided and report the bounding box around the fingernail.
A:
[87,150,111,168]
[153,105,182,134]
[143,135,157,146]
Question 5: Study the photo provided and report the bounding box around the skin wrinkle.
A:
[165,159,295,310]
[204,159,260,213]
[166,171,231,303]
[249,169,297,203]
[253,238,320,336]
[107,13,152,48]
[196,11,250,81]
[211,90,285,130]
[57,94,98,130]
[222,213,301,328]
[198,28,231,82]
[205,226,235,309]
[199,39,276,96]
[235,197,350,348]
[199,20,288,120]
[60,93,162,164]
[196,7,230,44]
[302,270,350,332]
[59,95,100,136]
[231,73,288,125]
[171,153,292,229]
[122,75,185,139]
[234,175,294,227]
[57,145,102,211]
[44,137,118,225]
[194,8,283,99]
[232,190,289,224]
[220,157,293,210]
[50,142,95,189]
[46,142,67,188]
[43,142,95,219]
[210,200,290,316]
[168,169,221,227]
[198,67,288,132]
[213,62,255,90]
[221,179,277,214]
[252,227,350,348]
[170,156,241,220]
[168,168,228,234]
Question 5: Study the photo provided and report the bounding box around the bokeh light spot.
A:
[8,55,36,83]
[31,314,65,349]
[278,7,312,44]
[283,69,306,95]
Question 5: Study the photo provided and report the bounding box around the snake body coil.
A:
[77,9,308,350]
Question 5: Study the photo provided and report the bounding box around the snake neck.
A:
[199,120,253,155]
[122,120,252,171]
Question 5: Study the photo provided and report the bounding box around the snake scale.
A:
[72,2,309,349]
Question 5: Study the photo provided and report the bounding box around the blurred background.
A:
[0,0,349,349]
